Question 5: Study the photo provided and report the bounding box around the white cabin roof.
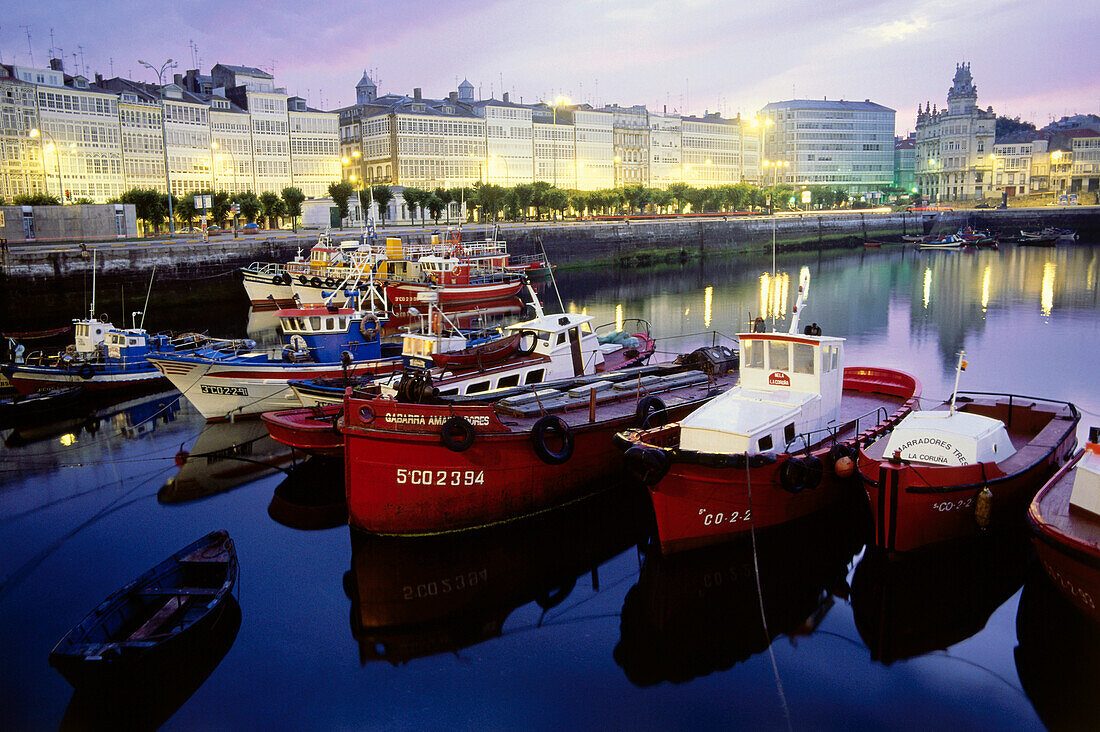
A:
[679,387,817,454]
[507,312,594,336]
[882,410,1015,466]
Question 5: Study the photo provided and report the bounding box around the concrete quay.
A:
[1,208,1096,295]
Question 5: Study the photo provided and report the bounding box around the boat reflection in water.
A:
[614,497,867,686]
[850,530,1030,664]
[2,388,180,449]
[344,480,651,664]
[1015,569,1100,731]
[59,596,241,731]
[268,457,347,530]
[159,420,297,504]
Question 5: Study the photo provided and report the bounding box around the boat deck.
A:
[863,395,1077,470]
[1034,461,1100,550]
[489,368,736,429]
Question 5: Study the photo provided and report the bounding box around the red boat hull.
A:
[648,456,855,554]
[862,432,1078,554]
[342,397,686,535]
[1028,450,1100,624]
[262,405,344,457]
[385,280,524,310]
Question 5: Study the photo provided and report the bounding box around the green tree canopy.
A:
[259,191,286,228]
[281,187,305,231]
[328,181,355,224]
[233,191,262,223]
[402,187,427,226]
[119,188,168,233]
[372,185,395,225]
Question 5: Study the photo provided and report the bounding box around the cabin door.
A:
[568,327,584,375]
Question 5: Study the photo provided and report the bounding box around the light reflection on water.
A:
[1,242,1098,729]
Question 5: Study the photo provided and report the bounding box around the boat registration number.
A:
[396,468,485,487]
[931,497,974,512]
[701,508,751,526]
[200,385,249,396]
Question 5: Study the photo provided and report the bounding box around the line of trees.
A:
[105,187,306,234]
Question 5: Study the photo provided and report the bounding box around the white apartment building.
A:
[208,96,253,195]
[607,104,649,187]
[574,108,614,189]
[991,132,1049,197]
[288,97,340,198]
[648,110,682,189]
[914,63,996,201]
[109,79,167,194]
[1,67,43,198]
[475,95,534,187]
[682,113,750,187]
[761,98,895,194]
[532,102,575,188]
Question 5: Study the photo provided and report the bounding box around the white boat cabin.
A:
[506,313,604,377]
[72,318,116,354]
[679,332,845,455]
[1069,443,1100,518]
[879,410,1015,467]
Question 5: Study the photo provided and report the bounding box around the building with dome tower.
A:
[914,63,996,201]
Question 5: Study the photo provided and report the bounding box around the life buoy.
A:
[359,313,380,340]
[624,445,670,486]
[532,415,573,465]
[99,314,109,323]
[324,277,336,288]
[271,275,282,286]
[516,330,538,356]
[310,276,322,288]
[636,395,667,428]
[778,457,808,493]
[77,363,95,380]
[440,416,476,452]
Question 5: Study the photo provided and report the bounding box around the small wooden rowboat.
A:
[430,331,523,369]
[1028,433,1100,624]
[49,530,238,688]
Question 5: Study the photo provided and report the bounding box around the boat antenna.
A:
[949,350,968,415]
[524,279,545,319]
[536,233,564,313]
[89,249,97,320]
[139,265,156,330]
[787,267,810,334]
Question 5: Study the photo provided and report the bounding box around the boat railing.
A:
[947,390,1080,429]
[788,405,893,453]
[246,261,288,276]
[596,318,653,339]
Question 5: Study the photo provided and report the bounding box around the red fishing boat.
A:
[430,331,522,369]
[858,352,1080,554]
[1028,432,1100,623]
[616,269,921,554]
[341,329,738,535]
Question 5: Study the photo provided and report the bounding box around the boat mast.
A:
[787,267,810,334]
[949,350,967,415]
[89,249,97,319]
[138,265,156,329]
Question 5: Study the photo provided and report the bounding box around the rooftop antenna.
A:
[48,27,55,58]
[20,25,33,66]
[77,44,86,76]
[109,57,114,76]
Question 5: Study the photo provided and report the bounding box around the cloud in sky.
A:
[2,0,1097,130]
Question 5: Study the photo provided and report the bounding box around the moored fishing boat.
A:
[340,336,737,535]
[1028,430,1100,623]
[615,269,921,554]
[918,234,964,250]
[264,307,657,455]
[49,530,237,688]
[857,352,1080,553]
[1021,227,1077,243]
[147,304,401,421]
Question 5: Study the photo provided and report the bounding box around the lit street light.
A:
[139,58,179,234]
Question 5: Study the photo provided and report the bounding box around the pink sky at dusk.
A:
[3,0,1098,133]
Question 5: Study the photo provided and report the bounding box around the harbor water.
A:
[3,241,1099,729]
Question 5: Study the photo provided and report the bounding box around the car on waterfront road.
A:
[242,222,260,233]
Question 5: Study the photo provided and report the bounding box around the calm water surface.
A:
[3,242,1099,730]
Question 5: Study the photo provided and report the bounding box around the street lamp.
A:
[139,58,178,234]
[551,96,570,189]
[210,141,237,193]
[28,128,64,202]
[490,154,510,186]
[762,159,789,213]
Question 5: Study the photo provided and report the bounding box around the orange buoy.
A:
[834,455,856,478]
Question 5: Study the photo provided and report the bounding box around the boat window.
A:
[556,333,567,345]
[309,317,321,330]
[339,317,347,330]
[525,369,544,385]
[580,322,593,334]
[439,388,459,396]
[128,338,138,346]
[784,423,796,444]
[793,343,815,374]
[467,380,491,394]
[768,341,789,371]
[824,345,838,372]
[325,317,335,331]
[497,374,520,388]
[758,434,773,452]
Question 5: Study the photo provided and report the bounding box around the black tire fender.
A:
[778,457,808,493]
[440,416,476,452]
[77,363,95,380]
[532,415,573,465]
[636,395,667,428]
[624,445,671,486]
[310,276,322,288]
[802,454,824,490]
[516,330,538,355]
